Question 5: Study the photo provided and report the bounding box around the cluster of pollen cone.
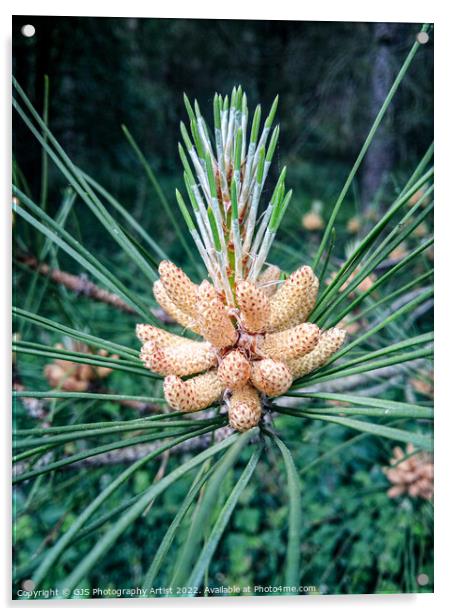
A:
[384,445,433,500]
[136,260,346,431]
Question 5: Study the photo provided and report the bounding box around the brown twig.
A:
[88,386,165,415]
[18,255,137,314]
[278,358,428,402]
[12,431,217,476]
[142,448,171,515]
[17,254,180,325]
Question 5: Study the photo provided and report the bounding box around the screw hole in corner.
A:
[416,31,429,45]
[21,24,36,38]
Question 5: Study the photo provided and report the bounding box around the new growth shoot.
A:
[177,87,287,305]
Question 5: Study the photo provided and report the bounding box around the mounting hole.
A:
[21,24,36,38]
[417,573,429,586]
[416,32,429,45]
[22,579,36,591]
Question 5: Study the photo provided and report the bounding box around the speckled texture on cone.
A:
[196,281,237,349]
[257,264,281,297]
[153,280,201,334]
[163,371,224,412]
[136,323,188,347]
[158,260,198,318]
[259,322,320,361]
[250,359,293,396]
[286,327,346,379]
[138,259,349,426]
[141,340,217,377]
[236,280,270,333]
[267,265,318,332]
[307,275,320,313]
[284,275,319,329]
[218,350,251,388]
[228,384,262,431]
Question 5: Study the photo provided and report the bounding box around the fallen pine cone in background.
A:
[301,211,324,231]
[137,260,346,431]
[388,242,409,261]
[407,184,431,208]
[327,267,376,297]
[337,316,361,336]
[384,444,433,500]
[413,221,429,238]
[346,216,362,234]
[44,342,119,392]
[410,370,434,399]
[301,200,325,231]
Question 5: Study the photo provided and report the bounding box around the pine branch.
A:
[18,255,136,314]
[17,254,184,327]
[12,426,233,474]
[279,358,427,399]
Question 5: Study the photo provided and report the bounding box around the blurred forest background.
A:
[13,17,433,262]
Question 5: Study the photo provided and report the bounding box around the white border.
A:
[2,1,438,21]
[3,1,452,614]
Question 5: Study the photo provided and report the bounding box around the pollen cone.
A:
[141,340,217,377]
[228,384,262,432]
[257,264,281,298]
[259,322,320,361]
[236,280,270,333]
[153,280,201,334]
[163,371,224,412]
[218,350,251,388]
[251,359,293,397]
[136,323,189,347]
[286,327,346,379]
[95,349,118,378]
[158,260,198,318]
[284,275,319,329]
[267,265,318,332]
[196,281,237,349]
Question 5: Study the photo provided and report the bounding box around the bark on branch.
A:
[18,255,136,314]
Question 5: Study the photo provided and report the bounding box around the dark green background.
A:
[13,17,433,256]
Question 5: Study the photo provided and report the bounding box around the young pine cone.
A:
[138,260,346,431]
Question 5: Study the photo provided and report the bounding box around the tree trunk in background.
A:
[361,23,401,223]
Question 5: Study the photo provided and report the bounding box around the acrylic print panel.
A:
[12,15,433,600]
